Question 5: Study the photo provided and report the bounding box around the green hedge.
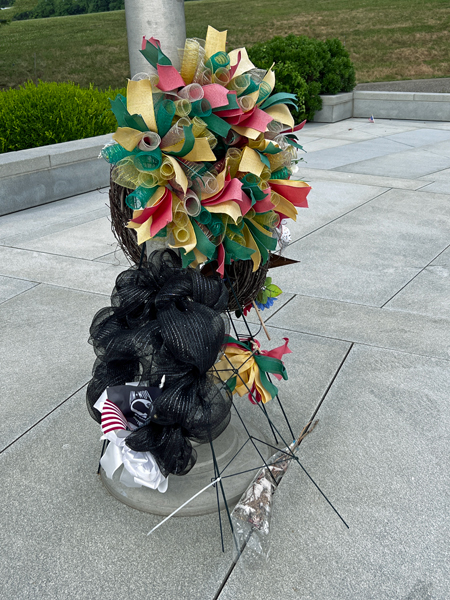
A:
[0,81,125,154]
[248,35,355,121]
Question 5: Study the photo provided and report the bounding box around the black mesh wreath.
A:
[86,249,232,477]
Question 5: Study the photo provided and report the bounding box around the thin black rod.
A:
[209,438,240,556]
[97,439,108,474]
[295,458,349,529]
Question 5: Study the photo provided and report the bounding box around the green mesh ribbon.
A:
[190,99,213,118]
[256,81,272,105]
[245,219,277,264]
[110,95,149,132]
[240,78,259,97]
[156,99,176,137]
[262,141,283,155]
[133,148,163,172]
[284,135,304,151]
[101,143,133,164]
[222,236,255,263]
[192,220,217,260]
[215,93,240,112]
[260,92,298,111]
[270,166,291,179]
[205,51,230,73]
[164,125,195,157]
[241,174,269,205]
[202,114,231,137]
[126,185,159,210]
[140,40,172,68]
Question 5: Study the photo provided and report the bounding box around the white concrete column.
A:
[124,0,186,76]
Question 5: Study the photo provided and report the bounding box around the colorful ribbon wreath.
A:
[102,26,311,277]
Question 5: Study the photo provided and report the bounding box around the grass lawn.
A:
[1,0,450,90]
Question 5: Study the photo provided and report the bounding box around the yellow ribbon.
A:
[127,79,158,133]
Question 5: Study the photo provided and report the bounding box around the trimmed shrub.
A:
[248,35,355,121]
[0,81,125,153]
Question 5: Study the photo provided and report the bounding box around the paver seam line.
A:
[0,382,89,455]
[299,171,431,190]
[0,244,119,263]
[263,293,296,322]
[289,187,392,245]
[0,281,41,306]
[414,181,443,191]
[328,146,450,175]
[380,243,450,308]
[213,342,354,600]
[260,322,450,363]
[0,279,111,299]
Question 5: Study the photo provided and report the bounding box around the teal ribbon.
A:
[190,99,212,118]
[270,167,291,180]
[156,99,176,137]
[205,51,230,73]
[101,143,133,164]
[140,40,172,68]
[109,94,149,132]
[191,220,217,260]
[126,185,158,210]
[245,219,277,264]
[260,92,298,111]
[164,124,196,157]
[202,114,231,137]
[133,147,163,172]
[214,93,240,112]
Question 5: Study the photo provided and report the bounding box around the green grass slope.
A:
[1,0,450,90]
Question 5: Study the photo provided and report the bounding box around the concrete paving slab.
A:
[335,147,450,179]
[296,167,432,190]
[418,166,450,181]
[219,345,450,600]
[0,188,109,243]
[302,138,410,171]
[94,249,134,267]
[267,294,450,360]
[273,188,450,306]
[386,128,450,147]
[0,390,234,600]
[0,327,350,600]
[300,138,353,153]
[0,284,108,450]
[13,217,117,260]
[416,180,450,194]
[0,275,38,304]
[287,180,388,242]
[356,118,450,131]
[385,246,450,319]
[0,246,124,295]
[233,292,296,327]
[0,206,110,246]
[421,139,450,158]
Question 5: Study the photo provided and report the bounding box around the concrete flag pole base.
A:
[100,413,271,516]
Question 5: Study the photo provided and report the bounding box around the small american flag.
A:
[101,399,128,434]
[369,115,375,123]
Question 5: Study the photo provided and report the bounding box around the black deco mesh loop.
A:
[87,248,231,477]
